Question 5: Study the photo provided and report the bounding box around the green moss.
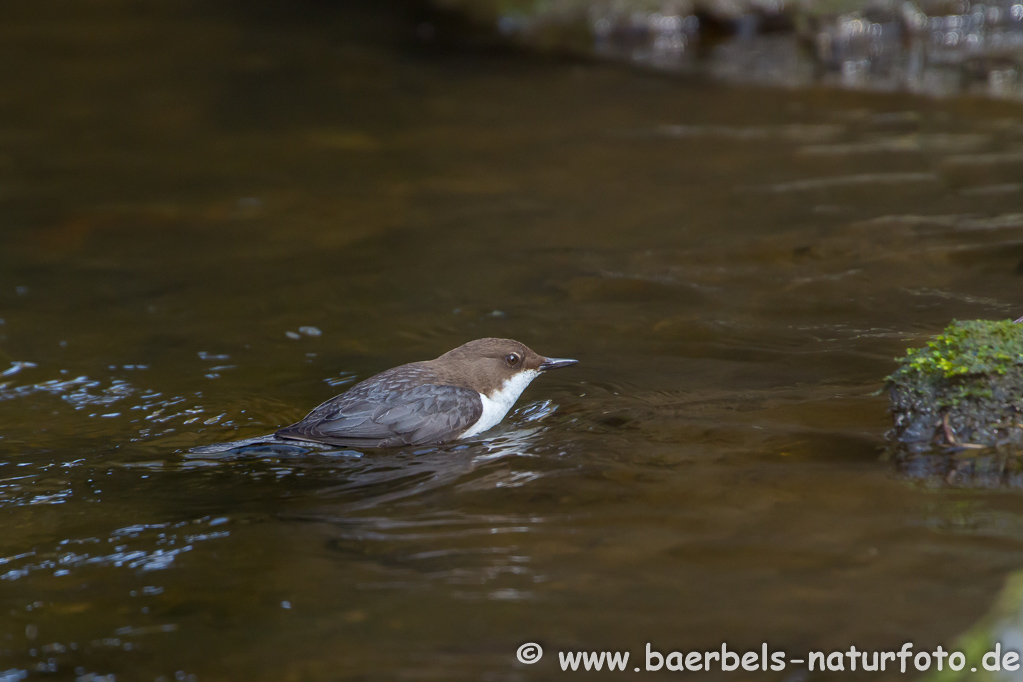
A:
[891,320,1023,381]
[886,320,1023,474]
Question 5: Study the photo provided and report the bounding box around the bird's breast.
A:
[458,369,540,438]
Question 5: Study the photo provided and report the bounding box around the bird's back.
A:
[275,361,483,447]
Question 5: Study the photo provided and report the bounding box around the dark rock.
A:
[886,319,1023,485]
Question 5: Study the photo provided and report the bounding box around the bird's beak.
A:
[540,357,578,371]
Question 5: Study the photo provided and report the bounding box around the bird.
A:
[274,338,577,448]
[191,338,577,454]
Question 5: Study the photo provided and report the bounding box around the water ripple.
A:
[1,517,231,582]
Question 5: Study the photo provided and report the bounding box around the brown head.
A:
[429,338,577,397]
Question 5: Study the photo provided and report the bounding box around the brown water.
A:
[4,1,1023,680]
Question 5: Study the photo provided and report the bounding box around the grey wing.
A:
[276,384,483,447]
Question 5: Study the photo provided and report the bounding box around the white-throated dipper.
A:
[266,338,576,448]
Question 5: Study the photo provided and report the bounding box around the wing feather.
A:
[276,382,483,448]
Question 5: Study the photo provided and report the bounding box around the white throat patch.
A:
[459,369,541,438]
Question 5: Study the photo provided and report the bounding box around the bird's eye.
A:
[505,353,521,367]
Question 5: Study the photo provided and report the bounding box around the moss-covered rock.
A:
[887,319,1023,485]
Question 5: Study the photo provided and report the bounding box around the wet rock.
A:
[886,319,1023,485]
[423,0,1023,100]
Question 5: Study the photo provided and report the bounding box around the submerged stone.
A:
[886,319,1023,485]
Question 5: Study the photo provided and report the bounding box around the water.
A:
[3,1,1023,680]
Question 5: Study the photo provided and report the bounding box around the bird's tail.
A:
[188,434,328,456]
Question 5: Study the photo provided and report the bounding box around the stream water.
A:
[3,1,1023,680]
